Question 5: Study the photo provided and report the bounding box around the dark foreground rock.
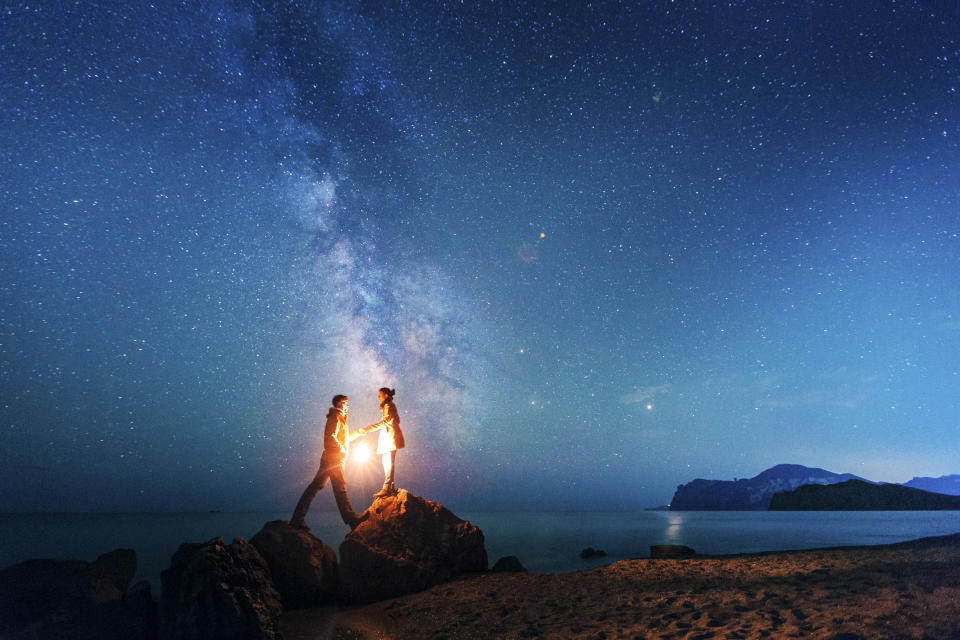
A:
[0,548,156,640]
[339,489,487,602]
[160,537,282,640]
[250,519,339,609]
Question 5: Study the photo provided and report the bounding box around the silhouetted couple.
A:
[290,387,404,530]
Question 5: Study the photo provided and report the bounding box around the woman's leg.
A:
[384,450,397,489]
[374,451,397,497]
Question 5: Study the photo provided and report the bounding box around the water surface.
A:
[2,510,957,593]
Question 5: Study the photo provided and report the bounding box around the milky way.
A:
[2,1,958,511]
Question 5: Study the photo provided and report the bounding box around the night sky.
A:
[2,1,958,512]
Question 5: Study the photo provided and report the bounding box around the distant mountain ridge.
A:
[769,479,960,510]
[669,464,869,510]
[902,475,960,496]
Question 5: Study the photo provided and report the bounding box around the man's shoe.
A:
[373,485,390,498]
[290,519,308,530]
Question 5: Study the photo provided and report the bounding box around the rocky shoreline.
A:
[0,490,485,640]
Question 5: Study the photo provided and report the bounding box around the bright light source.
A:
[352,442,370,462]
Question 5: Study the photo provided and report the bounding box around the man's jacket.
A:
[322,407,349,460]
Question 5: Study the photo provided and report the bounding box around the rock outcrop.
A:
[0,548,156,640]
[159,537,282,640]
[250,519,339,609]
[339,489,487,602]
[670,464,869,510]
[769,479,960,510]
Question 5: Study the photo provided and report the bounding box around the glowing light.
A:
[352,442,370,463]
[646,404,653,411]
[539,232,546,239]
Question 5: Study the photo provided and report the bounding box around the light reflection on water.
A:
[665,512,684,543]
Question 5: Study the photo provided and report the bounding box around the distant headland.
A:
[670,464,960,511]
[770,479,960,511]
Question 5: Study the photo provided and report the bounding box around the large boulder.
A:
[0,548,155,640]
[159,537,282,640]
[250,520,339,609]
[339,489,487,602]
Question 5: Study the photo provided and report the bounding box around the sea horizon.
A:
[3,509,959,597]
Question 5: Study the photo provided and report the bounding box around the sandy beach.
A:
[282,533,960,640]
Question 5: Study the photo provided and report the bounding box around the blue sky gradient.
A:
[2,1,958,511]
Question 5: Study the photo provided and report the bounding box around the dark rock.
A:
[159,537,282,640]
[670,464,871,510]
[579,547,607,559]
[769,479,960,510]
[650,545,697,558]
[339,489,487,602]
[0,548,154,640]
[250,519,339,609]
[86,548,138,600]
[491,555,527,572]
[124,580,159,637]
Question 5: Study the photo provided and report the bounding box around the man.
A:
[290,394,366,529]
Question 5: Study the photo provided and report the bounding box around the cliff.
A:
[902,474,960,496]
[769,479,960,510]
[669,464,867,510]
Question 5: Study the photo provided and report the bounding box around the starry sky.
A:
[2,1,958,512]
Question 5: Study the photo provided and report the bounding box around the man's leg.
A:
[291,466,329,526]
[328,463,362,527]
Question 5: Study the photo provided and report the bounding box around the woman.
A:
[358,387,405,497]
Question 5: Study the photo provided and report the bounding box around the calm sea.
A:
[1,510,958,596]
